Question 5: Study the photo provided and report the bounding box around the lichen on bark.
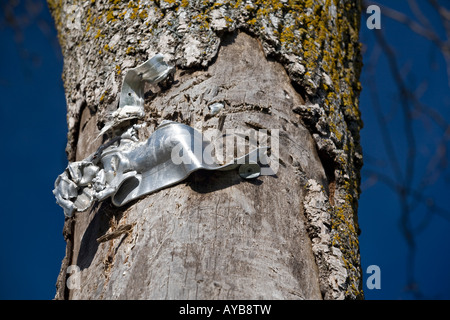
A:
[49,0,363,299]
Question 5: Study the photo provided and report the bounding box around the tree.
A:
[49,0,363,300]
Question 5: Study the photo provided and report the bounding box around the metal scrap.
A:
[54,120,268,217]
[54,54,268,217]
[98,54,174,136]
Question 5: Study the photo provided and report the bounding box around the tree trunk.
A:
[49,0,364,300]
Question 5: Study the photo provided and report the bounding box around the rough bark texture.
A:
[50,0,363,300]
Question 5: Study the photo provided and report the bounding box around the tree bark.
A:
[50,0,364,300]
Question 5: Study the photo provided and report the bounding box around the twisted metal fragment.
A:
[54,121,267,217]
[99,54,175,136]
[54,54,269,217]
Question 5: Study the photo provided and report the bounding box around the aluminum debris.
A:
[54,121,268,217]
[208,102,224,115]
[99,54,174,136]
[54,54,270,217]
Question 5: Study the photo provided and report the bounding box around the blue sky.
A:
[0,2,67,299]
[0,1,449,299]
[359,1,450,299]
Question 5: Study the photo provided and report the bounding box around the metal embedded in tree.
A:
[53,54,267,217]
[53,121,267,217]
[208,102,224,115]
[99,53,175,136]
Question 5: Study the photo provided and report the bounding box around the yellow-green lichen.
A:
[126,46,135,55]
[94,29,105,39]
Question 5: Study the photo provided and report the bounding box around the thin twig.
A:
[96,224,134,243]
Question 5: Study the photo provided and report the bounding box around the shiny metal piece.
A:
[54,121,267,217]
[119,54,174,110]
[99,54,174,136]
[208,102,224,115]
[238,162,261,179]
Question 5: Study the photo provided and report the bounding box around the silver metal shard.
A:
[54,121,268,217]
[208,102,224,115]
[99,54,174,136]
[119,54,174,110]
